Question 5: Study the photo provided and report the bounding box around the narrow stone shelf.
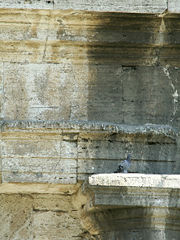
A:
[87,173,180,209]
[89,173,180,189]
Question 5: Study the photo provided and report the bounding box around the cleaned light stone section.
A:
[3,63,88,121]
[54,0,167,13]
[1,131,78,184]
[89,173,180,189]
[0,0,167,13]
[0,0,54,9]
[168,0,180,13]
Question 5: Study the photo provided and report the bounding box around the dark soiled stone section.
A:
[86,14,180,128]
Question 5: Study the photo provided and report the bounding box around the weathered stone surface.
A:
[0,10,180,125]
[0,194,33,240]
[0,121,178,184]
[0,183,79,194]
[33,211,82,240]
[1,132,77,183]
[80,173,180,238]
[87,173,180,208]
[89,173,180,189]
[0,0,54,9]
[54,0,167,13]
[82,207,180,239]
[0,11,179,68]
[0,5,180,240]
[3,63,88,121]
[87,65,180,126]
[100,229,180,240]
[0,193,87,240]
[0,0,167,13]
[168,0,180,13]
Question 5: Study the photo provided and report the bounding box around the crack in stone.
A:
[163,66,179,122]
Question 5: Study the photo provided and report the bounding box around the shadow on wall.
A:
[83,188,180,239]
[84,202,180,240]
[84,12,180,176]
[87,12,180,126]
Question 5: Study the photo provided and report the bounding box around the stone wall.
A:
[0,10,180,126]
[0,193,86,240]
[0,1,180,239]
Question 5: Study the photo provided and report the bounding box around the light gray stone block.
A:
[61,141,77,159]
[89,173,180,189]
[2,171,76,184]
[2,158,76,173]
[168,0,180,13]
[1,139,61,157]
[2,156,77,183]
[54,0,167,13]
[88,173,180,208]
[0,0,54,9]
[0,0,167,13]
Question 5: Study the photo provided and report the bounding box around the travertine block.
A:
[168,0,180,13]
[89,173,180,189]
[0,0,167,13]
[0,121,178,183]
[61,141,77,159]
[0,0,54,9]
[1,131,77,184]
[88,173,180,208]
[33,211,82,240]
[55,0,167,13]
[33,194,72,211]
[3,63,88,121]
[0,194,85,240]
[0,194,33,240]
[1,139,61,157]
[2,172,76,184]
[2,158,76,173]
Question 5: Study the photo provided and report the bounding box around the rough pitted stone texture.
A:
[168,0,180,13]
[79,173,180,238]
[87,173,180,209]
[0,193,88,240]
[0,121,178,184]
[1,130,77,184]
[82,207,180,239]
[89,173,180,189]
[0,4,180,240]
[0,0,167,13]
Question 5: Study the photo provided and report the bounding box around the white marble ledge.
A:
[89,173,180,189]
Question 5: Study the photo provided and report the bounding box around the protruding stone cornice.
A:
[0,120,177,142]
[87,173,180,209]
